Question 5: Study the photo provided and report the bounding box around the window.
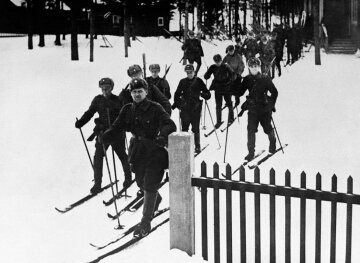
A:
[158,17,164,27]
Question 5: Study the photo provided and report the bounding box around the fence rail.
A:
[192,161,359,263]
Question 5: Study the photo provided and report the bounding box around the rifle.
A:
[142,53,146,78]
[163,63,172,79]
[163,28,183,44]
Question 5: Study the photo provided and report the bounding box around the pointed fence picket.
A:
[191,161,360,263]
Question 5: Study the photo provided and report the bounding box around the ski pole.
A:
[102,143,124,229]
[205,101,221,149]
[202,101,207,129]
[202,79,208,130]
[223,118,230,163]
[107,109,120,196]
[76,117,93,169]
[271,116,284,154]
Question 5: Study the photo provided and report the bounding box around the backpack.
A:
[214,64,231,84]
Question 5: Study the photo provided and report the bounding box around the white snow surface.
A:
[1,35,360,263]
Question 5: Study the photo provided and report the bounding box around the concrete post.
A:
[168,132,195,256]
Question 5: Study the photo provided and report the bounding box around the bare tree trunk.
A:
[313,0,321,65]
[265,0,269,30]
[183,0,189,65]
[234,0,239,37]
[228,1,232,39]
[184,0,189,39]
[123,0,129,57]
[54,0,61,45]
[196,0,202,26]
[243,0,247,32]
[70,8,79,61]
[27,0,34,49]
[37,0,45,47]
[89,6,94,62]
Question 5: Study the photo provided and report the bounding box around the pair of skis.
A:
[107,178,169,220]
[55,180,119,214]
[222,144,288,178]
[90,207,169,250]
[103,179,135,206]
[87,214,170,263]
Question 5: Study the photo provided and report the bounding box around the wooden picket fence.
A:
[191,161,360,263]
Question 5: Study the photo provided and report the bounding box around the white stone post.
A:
[168,132,195,256]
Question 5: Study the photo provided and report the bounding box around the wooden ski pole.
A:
[205,101,221,149]
[271,117,284,154]
[107,109,120,196]
[76,118,93,169]
[102,144,124,229]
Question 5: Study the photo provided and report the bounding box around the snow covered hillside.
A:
[0,35,360,263]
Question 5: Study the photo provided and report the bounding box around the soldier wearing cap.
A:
[204,54,235,128]
[223,44,245,118]
[145,64,171,99]
[103,77,176,238]
[75,77,132,194]
[231,57,278,161]
[181,30,204,75]
[119,64,172,115]
[172,64,211,153]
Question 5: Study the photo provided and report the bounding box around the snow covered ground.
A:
[1,35,360,263]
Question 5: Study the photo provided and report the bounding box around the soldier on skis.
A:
[119,64,172,115]
[75,78,132,194]
[204,54,234,128]
[181,30,204,76]
[172,64,211,153]
[145,64,171,99]
[222,44,245,116]
[103,78,176,238]
[231,58,278,161]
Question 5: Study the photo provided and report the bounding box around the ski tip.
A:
[107,213,115,219]
[55,207,65,213]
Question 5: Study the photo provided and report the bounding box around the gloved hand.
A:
[234,96,240,107]
[200,92,210,100]
[272,105,276,112]
[171,103,177,110]
[102,128,116,145]
[75,120,82,129]
[154,136,166,147]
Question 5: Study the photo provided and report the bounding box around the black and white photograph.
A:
[1,0,360,262]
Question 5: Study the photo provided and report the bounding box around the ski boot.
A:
[90,182,102,195]
[214,122,222,129]
[123,174,132,188]
[133,221,151,238]
[137,189,144,197]
[244,152,254,162]
[268,130,277,154]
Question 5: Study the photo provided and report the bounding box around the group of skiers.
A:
[74,28,285,238]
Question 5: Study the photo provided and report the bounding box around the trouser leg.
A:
[215,91,223,125]
[224,93,234,121]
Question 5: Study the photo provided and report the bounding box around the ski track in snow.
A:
[0,35,360,263]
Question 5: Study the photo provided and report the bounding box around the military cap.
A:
[127,64,142,77]
[98,77,114,87]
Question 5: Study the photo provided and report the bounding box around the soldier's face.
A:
[131,88,148,103]
[186,70,195,79]
[100,85,113,98]
[151,70,159,78]
[131,72,143,79]
[249,65,261,75]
